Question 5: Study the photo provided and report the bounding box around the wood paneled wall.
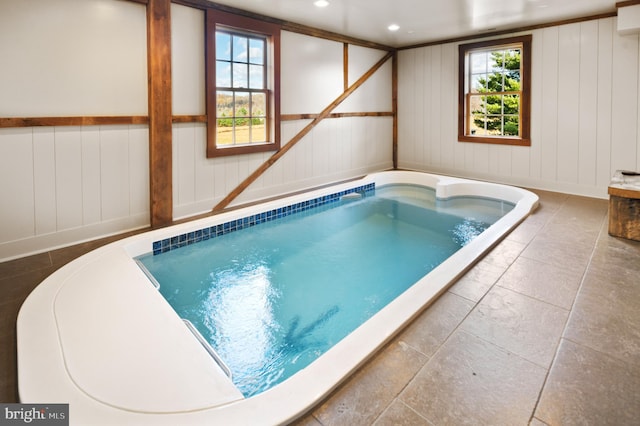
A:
[0,1,393,260]
[398,17,640,199]
[171,27,393,217]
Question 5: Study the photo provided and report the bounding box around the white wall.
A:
[0,0,147,116]
[398,17,640,199]
[0,0,149,261]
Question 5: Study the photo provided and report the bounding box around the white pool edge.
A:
[17,171,538,426]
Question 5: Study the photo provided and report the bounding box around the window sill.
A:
[458,135,531,147]
[206,142,279,158]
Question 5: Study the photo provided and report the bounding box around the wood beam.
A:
[343,43,349,91]
[616,1,640,8]
[0,116,148,128]
[400,11,617,50]
[281,112,393,120]
[392,51,398,169]
[172,115,207,123]
[212,51,394,212]
[147,0,173,227]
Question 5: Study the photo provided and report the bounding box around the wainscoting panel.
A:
[398,17,640,199]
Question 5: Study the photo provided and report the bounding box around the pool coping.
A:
[17,171,538,425]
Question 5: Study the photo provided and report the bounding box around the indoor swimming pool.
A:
[136,184,514,397]
[17,171,538,425]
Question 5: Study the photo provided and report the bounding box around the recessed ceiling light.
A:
[388,24,400,32]
[314,0,329,7]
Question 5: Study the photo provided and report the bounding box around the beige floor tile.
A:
[505,220,543,244]
[529,417,550,426]
[596,226,640,251]
[482,239,527,269]
[529,190,569,211]
[290,414,323,426]
[590,234,640,274]
[559,195,608,215]
[460,286,569,367]
[496,257,583,310]
[312,340,427,426]
[535,220,602,247]
[536,195,607,239]
[563,268,640,367]
[448,259,506,302]
[520,210,555,229]
[397,292,474,358]
[374,400,432,426]
[448,276,494,303]
[520,237,593,274]
[535,339,640,426]
[555,204,608,225]
[400,330,546,426]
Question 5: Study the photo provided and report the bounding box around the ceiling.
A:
[208,0,619,47]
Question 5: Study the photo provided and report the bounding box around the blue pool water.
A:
[136,184,513,397]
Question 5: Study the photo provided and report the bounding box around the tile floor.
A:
[1,189,639,425]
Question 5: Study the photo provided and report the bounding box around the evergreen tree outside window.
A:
[458,35,531,146]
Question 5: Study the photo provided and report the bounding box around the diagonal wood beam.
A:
[213,50,394,212]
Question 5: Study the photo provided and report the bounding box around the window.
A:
[206,10,281,157]
[458,35,531,146]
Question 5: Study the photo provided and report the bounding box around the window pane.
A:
[484,94,502,115]
[506,49,521,71]
[251,122,266,143]
[470,52,487,74]
[249,65,264,89]
[491,50,506,72]
[252,92,266,117]
[216,32,231,61]
[235,125,250,144]
[510,70,521,84]
[470,95,485,114]
[216,119,233,146]
[471,114,486,135]
[471,74,487,93]
[235,92,249,117]
[504,94,520,115]
[485,73,504,92]
[249,38,264,64]
[232,63,248,88]
[233,35,248,62]
[216,91,233,118]
[484,115,502,134]
[504,116,519,136]
[216,61,231,87]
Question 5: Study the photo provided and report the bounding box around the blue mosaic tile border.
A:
[151,183,375,255]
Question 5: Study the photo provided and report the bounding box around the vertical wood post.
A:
[343,43,349,91]
[392,51,398,169]
[147,0,173,227]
